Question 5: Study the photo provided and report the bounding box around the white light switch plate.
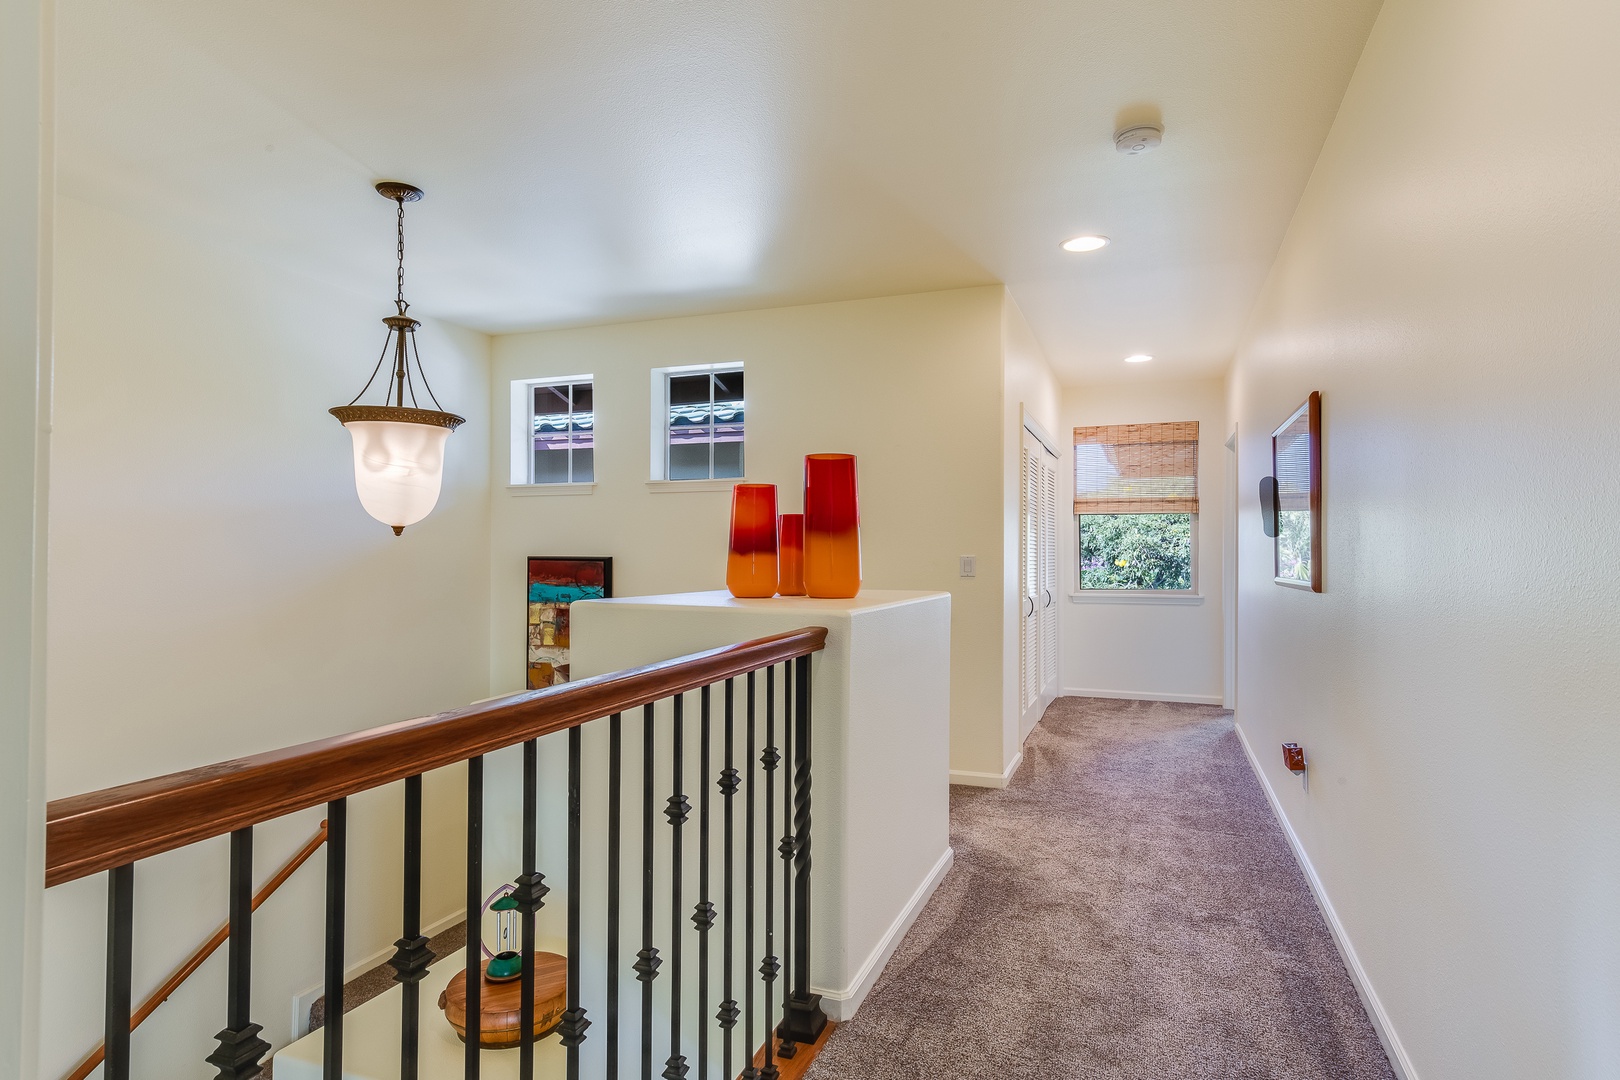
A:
[959,555,976,578]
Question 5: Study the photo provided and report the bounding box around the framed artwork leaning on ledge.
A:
[526,556,613,688]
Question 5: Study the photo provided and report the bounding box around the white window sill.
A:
[646,479,743,493]
[507,483,595,497]
[1069,591,1204,606]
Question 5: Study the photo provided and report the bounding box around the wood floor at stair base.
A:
[747,1021,836,1080]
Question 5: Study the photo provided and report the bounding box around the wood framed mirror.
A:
[1272,392,1322,591]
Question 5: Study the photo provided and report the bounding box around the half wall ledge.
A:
[571,589,953,1022]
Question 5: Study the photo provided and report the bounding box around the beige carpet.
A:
[805,697,1396,1080]
[306,920,466,1033]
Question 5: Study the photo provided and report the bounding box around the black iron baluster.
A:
[742,671,758,1080]
[514,741,550,1080]
[634,704,660,1080]
[466,756,483,1080]
[520,743,537,1080]
[760,666,781,1080]
[780,655,829,1046]
[207,828,270,1078]
[694,686,715,1080]
[104,863,134,1080]
[391,776,432,1080]
[665,694,690,1080]
[777,662,796,1059]
[324,799,347,1080]
[718,679,740,1080]
[607,712,623,1080]
[559,726,591,1076]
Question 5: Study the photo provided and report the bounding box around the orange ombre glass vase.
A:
[727,483,779,598]
[803,454,861,598]
[777,513,806,596]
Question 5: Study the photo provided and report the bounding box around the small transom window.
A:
[663,367,744,481]
[530,380,594,484]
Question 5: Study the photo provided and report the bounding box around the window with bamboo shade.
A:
[1074,422,1198,591]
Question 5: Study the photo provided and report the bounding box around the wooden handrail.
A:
[47,627,827,887]
[60,821,329,1080]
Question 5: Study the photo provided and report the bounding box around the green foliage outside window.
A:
[1079,513,1192,590]
[1277,510,1312,583]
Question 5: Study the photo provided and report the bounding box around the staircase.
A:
[48,629,834,1080]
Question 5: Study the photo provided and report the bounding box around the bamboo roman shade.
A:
[1073,421,1199,515]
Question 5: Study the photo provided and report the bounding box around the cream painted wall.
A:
[1059,378,1226,703]
[1228,0,1620,1076]
[999,295,1061,775]
[38,196,493,1079]
[488,287,1007,777]
[0,0,50,1072]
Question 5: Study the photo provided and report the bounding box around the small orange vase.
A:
[803,454,860,598]
[726,484,779,598]
[777,514,806,596]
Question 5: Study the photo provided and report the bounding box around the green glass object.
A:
[485,893,522,981]
[485,949,523,981]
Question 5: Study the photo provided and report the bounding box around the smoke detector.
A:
[1115,124,1163,155]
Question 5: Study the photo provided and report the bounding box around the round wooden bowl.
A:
[437,952,567,1049]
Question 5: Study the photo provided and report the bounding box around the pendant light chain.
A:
[395,195,409,316]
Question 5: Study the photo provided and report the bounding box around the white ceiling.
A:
[57,0,1383,384]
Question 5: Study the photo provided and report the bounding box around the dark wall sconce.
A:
[1282,743,1307,773]
[1259,475,1279,538]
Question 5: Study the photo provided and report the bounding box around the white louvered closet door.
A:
[1021,437,1040,713]
[1039,449,1059,697]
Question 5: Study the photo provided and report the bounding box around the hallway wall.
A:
[0,0,50,1072]
[1227,0,1620,1076]
[1000,296,1062,777]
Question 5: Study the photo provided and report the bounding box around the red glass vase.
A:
[727,484,779,598]
[777,514,806,596]
[803,454,860,598]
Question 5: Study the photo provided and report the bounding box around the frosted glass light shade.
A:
[331,406,463,534]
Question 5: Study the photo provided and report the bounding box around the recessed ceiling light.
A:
[1061,234,1110,253]
[1124,354,1153,363]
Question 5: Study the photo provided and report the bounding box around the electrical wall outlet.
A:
[959,555,976,578]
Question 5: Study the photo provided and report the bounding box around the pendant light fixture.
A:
[330,182,464,535]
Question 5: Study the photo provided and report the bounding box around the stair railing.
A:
[58,821,328,1080]
[47,626,831,1080]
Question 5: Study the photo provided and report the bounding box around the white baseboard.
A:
[1062,686,1224,706]
[810,846,954,1021]
[950,751,1022,789]
[1232,721,1419,1080]
[290,908,466,1040]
